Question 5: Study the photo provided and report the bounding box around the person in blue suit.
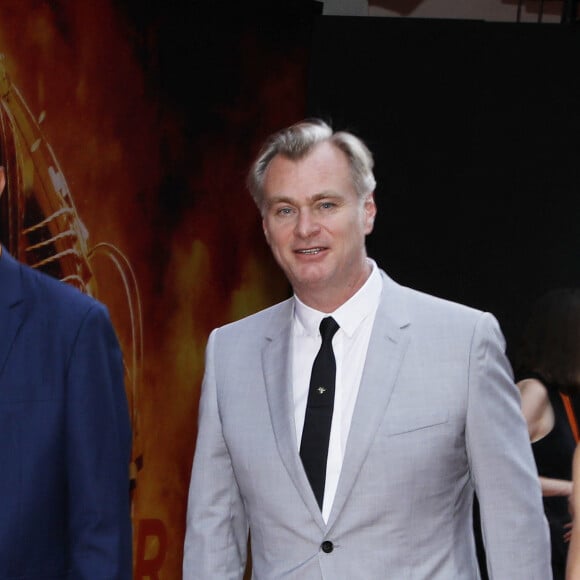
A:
[0,165,133,578]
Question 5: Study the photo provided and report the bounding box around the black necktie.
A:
[300,316,340,510]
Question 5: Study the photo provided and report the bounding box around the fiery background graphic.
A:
[0,0,310,576]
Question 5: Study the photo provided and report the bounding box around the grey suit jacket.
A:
[183,270,551,579]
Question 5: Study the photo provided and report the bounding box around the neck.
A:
[296,259,372,313]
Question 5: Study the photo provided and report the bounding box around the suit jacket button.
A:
[321,540,334,553]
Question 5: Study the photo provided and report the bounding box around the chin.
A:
[293,272,330,289]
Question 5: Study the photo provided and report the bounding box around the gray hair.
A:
[246,118,376,211]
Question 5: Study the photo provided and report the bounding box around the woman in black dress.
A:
[516,288,580,580]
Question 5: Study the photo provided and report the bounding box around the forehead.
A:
[263,141,353,198]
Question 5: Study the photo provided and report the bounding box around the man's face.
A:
[261,141,376,307]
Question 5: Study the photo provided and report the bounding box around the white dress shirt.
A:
[292,259,383,522]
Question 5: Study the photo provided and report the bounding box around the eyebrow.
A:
[265,191,341,208]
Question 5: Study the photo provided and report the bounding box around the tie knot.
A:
[319,316,339,343]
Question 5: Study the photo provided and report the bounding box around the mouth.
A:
[295,247,325,255]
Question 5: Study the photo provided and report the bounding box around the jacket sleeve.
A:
[466,312,552,579]
[183,328,249,580]
[66,302,133,579]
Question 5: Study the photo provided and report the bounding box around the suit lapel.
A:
[262,300,326,527]
[0,248,27,378]
[328,272,411,528]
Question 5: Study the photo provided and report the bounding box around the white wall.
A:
[321,0,564,23]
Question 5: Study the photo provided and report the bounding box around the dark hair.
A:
[514,288,580,394]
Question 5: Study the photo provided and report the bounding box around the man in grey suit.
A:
[183,118,551,578]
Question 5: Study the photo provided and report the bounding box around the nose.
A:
[295,209,320,238]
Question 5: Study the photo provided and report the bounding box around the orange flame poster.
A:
[0,1,310,576]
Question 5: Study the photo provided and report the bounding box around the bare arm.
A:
[566,444,580,579]
[518,379,573,501]
[540,475,573,498]
[517,378,553,443]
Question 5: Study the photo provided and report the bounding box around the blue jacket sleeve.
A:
[65,302,133,579]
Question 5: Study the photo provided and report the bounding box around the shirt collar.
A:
[293,258,382,338]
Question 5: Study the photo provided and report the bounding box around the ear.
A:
[0,166,5,198]
[363,192,377,234]
[262,217,271,245]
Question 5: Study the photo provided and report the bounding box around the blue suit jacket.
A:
[0,247,132,578]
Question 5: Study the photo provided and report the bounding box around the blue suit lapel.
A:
[262,300,326,528]
[0,248,27,378]
[327,271,411,529]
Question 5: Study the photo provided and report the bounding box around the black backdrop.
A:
[306,16,580,363]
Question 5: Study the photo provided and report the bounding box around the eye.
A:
[319,201,336,210]
[275,206,294,216]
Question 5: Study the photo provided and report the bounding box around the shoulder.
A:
[204,298,293,356]
[409,287,483,319]
[380,269,492,328]
[377,270,507,358]
[518,377,549,403]
[517,377,552,440]
[218,297,293,333]
[21,262,109,323]
[199,299,293,374]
